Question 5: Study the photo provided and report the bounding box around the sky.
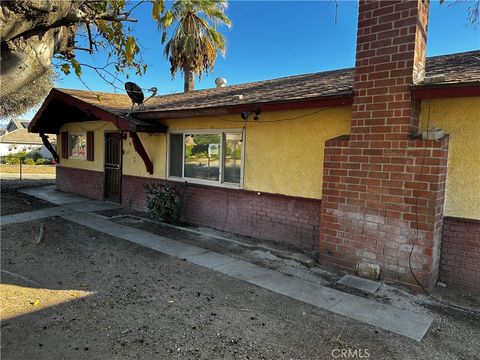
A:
[18,0,480,121]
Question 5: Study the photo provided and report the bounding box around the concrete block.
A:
[337,274,380,294]
[186,251,238,269]
[357,262,381,280]
[331,294,433,341]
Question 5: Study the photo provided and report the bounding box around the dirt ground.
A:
[1,185,480,359]
[0,179,56,215]
[0,164,56,174]
[100,209,480,311]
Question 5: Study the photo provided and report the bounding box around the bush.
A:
[35,158,48,165]
[3,154,20,164]
[145,182,184,224]
[24,158,35,165]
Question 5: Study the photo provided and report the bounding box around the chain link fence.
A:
[0,154,56,180]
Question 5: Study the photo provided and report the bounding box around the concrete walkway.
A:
[4,186,433,341]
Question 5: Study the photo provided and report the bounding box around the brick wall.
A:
[440,217,480,293]
[122,174,321,250]
[56,166,104,200]
[319,0,450,291]
[320,135,448,289]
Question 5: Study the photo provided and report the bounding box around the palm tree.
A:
[158,0,231,92]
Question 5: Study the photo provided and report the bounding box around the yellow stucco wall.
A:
[122,133,167,178]
[59,121,118,171]
[59,107,351,199]
[160,106,352,199]
[419,97,480,220]
[58,97,480,220]
[59,121,167,178]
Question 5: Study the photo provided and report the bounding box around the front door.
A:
[104,132,123,203]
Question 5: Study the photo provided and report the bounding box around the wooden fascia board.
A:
[411,83,480,99]
[132,95,354,120]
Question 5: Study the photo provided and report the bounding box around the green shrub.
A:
[24,158,35,165]
[4,154,20,164]
[145,182,184,224]
[16,151,28,158]
[35,158,48,165]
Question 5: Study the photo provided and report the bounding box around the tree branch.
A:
[74,47,93,53]
[86,22,95,51]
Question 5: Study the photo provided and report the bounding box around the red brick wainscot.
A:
[56,166,104,200]
[122,174,322,250]
[439,217,480,293]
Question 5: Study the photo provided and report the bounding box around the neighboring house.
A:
[5,119,27,132]
[30,1,480,293]
[0,128,56,158]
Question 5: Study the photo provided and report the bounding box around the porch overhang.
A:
[29,88,164,176]
[28,88,168,134]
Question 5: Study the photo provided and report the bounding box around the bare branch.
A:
[334,0,339,23]
[74,46,94,53]
[86,22,95,51]
[125,0,146,18]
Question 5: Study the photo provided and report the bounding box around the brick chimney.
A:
[319,0,449,292]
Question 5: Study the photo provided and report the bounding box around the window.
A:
[68,132,87,159]
[168,130,243,187]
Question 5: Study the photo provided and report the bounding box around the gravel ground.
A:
[1,185,480,359]
[103,212,480,312]
[0,179,56,215]
[1,217,480,359]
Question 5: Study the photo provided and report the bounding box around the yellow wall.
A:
[59,121,167,178]
[160,106,352,199]
[58,97,480,220]
[59,107,351,199]
[122,133,167,178]
[59,121,118,171]
[419,97,480,220]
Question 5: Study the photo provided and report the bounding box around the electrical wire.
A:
[70,121,109,132]
[409,99,431,294]
[214,106,334,123]
[400,100,479,314]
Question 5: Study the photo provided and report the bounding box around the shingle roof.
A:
[422,50,480,84]
[56,50,480,118]
[0,128,54,144]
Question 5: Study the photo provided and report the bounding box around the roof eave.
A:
[29,89,168,134]
[411,81,480,99]
[132,93,354,121]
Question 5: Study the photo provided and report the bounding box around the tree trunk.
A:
[0,0,81,97]
[0,27,70,97]
[1,0,84,42]
[183,67,194,92]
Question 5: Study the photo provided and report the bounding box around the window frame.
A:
[67,131,88,160]
[167,129,244,189]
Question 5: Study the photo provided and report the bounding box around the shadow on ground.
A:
[1,179,56,215]
[1,215,479,360]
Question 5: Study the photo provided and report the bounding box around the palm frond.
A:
[158,0,231,90]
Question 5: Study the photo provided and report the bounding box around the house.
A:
[29,0,480,293]
[4,119,28,132]
[0,126,56,159]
